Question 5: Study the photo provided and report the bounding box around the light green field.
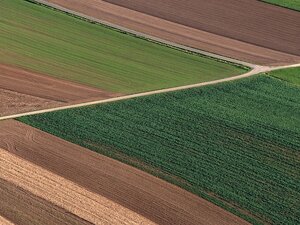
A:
[0,0,246,94]
[262,0,300,11]
[268,67,300,86]
[20,73,300,225]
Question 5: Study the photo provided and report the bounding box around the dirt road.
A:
[40,0,300,65]
[0,120,250,225]
[0,64,121,116]
[1,63,299,121]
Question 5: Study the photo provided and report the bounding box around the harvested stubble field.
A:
[43,0,300,65]
[0,148,155,225]
[19,73,300,225]
[0,120,248,225]
[0,0,245,95]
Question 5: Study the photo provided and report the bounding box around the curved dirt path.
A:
[1,64,299,121]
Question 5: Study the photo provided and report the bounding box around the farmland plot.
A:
[0,0,245,94]
[20,74,300,225]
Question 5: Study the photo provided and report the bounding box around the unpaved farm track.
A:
[0,120,250,225]
[1,63,300,121]
[41,0,300,65]
[0,64,120,116]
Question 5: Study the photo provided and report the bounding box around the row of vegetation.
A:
[0,0,246,94]
[19,72,300,225]
[262,0,300,11]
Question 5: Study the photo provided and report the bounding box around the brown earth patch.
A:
[0,120,250,225]
[0,177,93,225]
[43,0,300,65]
[0,64,121,116]
[0,88,61,117]
[0,149,155,225]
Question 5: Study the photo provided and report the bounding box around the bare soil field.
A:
[0,120,250,225]
[0,64,120,116]
[0,149,154,225]
[0,178,92,225]
[0,64,119,102]
[44,0,300,65]
[0,88,61,117]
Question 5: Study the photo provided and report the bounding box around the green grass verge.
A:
[0,0,246,94]
[19,75,300,225]
[268,67,300,86]
[261,0,300,11]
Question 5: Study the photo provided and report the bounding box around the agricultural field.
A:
[268,66,300,85]
[0,64,117,116]
[0,0,246,95]
[1,0,300,224]
[0,120,247,225]
[44,0,300,65]
[104,0,300,64]
[19,73,300,225]
[262,0,300,11]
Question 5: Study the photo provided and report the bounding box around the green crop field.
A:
[268,67,300,86]
[262,0,300,11]
[19,73,300,225]
[0,0,246,94]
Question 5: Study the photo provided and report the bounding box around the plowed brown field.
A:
[0,120,250,225]
[0,64,120,116]
[0,88,60,117]
[44,0,300,65]
[0,178,92,225]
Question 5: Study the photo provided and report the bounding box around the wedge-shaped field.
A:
[0,0,246,94]
[20,72,300,225]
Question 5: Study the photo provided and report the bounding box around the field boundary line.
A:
[1,63,299,121]
[27,0,255,69]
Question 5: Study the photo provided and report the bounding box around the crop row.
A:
[19,75,300,225]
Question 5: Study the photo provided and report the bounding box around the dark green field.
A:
[262,0,300,11]
[268,67,300,86]
[19,73,300,225]
[0,0,245,94]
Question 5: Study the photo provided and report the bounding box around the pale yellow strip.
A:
[0,216,14,225]
[0,149,155,225]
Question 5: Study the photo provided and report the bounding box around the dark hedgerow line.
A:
[19,75,300,225]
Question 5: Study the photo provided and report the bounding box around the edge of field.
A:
[24,0,251,71]
[260,0,300,12]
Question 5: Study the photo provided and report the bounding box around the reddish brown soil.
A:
[0,120,250,225]
[0,149,154,225]
[0,64,120,116]
[104,0,300,56]
[44,0,300,65]
[0,64,119,102]
[0,88,61,117]
[0,178,92,225]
